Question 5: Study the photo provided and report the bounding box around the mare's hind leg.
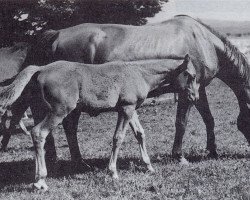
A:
[32,112,66,191]
[172,92,192,165]
[129,111,154,173]
[62,109,89,168]
[109,105,135,179]
[195,87,217,158]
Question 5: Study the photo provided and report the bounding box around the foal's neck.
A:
[138,60,181,91]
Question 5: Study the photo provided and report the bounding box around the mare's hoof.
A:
[0,145,7,152]
[33,179,48,191]
[172,154,189,165]
[207,151,218,159]
[179,157,189,166]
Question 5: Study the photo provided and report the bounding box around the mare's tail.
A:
[0,65,40,113]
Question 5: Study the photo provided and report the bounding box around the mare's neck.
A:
[216,47,250,112]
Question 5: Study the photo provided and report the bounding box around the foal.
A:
[0,55,198,190]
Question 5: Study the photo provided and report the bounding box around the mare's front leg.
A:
[62,109,90,168]
[129,111,154,173]
[195,87,217,158]
[172,92,192,164]
[108,105,135,179]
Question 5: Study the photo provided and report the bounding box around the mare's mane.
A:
[175,15,250,80]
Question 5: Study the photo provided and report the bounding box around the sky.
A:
[147,0,250,23]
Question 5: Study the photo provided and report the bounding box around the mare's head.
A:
[174,54,200,102]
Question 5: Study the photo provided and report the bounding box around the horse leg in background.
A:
[109,105,135,179]
[30,101,57,164]
[194,87,217,158]
[0,100,29,151]
[172,92,192,165]
[0,112,8,136]
[23,111,29,119]
[62,109,91,169]
[129,111,155,173]
[32,112,66,191]
[237,105,250,145]
[19,117,30,136]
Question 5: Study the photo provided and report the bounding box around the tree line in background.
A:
[0,0,168,47]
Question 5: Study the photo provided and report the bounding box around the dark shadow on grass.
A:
[0,156,152,188]
[0,159,34,188]
[0,152,249,189]
[150,152,249,164]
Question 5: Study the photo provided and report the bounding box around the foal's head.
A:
[174,54,200,102]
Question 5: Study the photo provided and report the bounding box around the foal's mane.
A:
[176,15,250,80]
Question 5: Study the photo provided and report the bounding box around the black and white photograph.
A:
[0,0,249,199]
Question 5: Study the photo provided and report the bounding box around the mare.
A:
[0,55,198,190]
[0,42,31,140]
[3,15,250,164]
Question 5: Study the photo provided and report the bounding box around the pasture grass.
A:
[0,78,249,200]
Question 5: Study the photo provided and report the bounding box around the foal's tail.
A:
[0,65,40,113]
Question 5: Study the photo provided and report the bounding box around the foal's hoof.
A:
[111,172,119,180]
[147,165,155,173]
[32,179,48,191]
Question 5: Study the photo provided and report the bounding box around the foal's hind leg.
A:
[195,87,217,158]
[172,92,192,165]
[129,112,154,173]
[109,105,135,179]
[30,101,57,163]
[32,113,65,191]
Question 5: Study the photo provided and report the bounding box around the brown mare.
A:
[0,55,198,190]
[2,15,250,164]
[0,43,31,139]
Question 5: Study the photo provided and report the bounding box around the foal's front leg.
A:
[129,112,154,173]
[108,105,135,179]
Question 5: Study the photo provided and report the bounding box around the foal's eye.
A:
[183,71,189,76]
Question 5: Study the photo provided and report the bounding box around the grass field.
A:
[0,38,250,200]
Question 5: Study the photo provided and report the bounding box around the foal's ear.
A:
[185,56,196,79]
[184,54,190,64]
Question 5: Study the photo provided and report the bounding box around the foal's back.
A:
[37,59,182,111]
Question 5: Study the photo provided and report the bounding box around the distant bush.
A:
[0,0,168,47]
